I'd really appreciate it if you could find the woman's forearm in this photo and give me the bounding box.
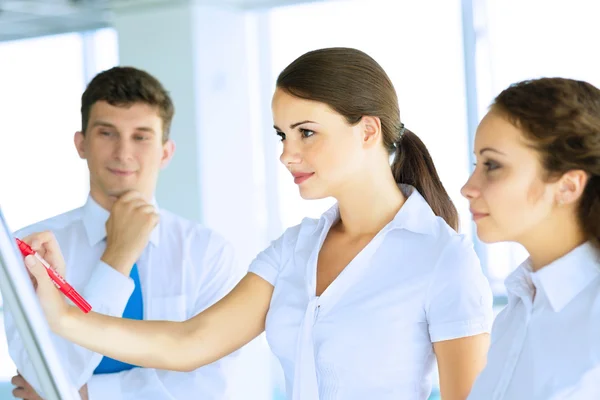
[58,306,200,372]
[54,273,275,372]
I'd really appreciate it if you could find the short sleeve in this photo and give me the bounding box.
[247,223,305,286]
[425,235,494,342]
[248,233,286,286]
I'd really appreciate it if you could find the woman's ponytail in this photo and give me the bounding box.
[391,128,459,231]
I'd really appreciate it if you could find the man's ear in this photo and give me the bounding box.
[74,131,86,159]
[160,139,176,169]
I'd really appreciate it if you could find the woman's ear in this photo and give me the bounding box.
[556,169,589,205]
[360,116,382,148]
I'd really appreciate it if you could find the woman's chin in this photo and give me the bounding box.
[475,228,505,244]
[298,186,326,201]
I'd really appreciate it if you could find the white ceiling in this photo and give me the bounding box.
[0,0,323,42]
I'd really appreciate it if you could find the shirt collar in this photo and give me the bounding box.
[506,242,600,312]
[389,185,437,235]
[504,260,535,307]
[311,185,437,236]
[82,195,161,247]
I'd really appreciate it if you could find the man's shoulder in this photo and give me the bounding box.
[14,207,83,238]
[158,210,237,277]
[158,209,229,247]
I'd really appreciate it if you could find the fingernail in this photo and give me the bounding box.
[24,255,36,268]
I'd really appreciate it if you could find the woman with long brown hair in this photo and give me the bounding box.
[463,77,600,399]
[21,48,493,400]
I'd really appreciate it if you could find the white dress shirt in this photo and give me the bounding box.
[468,242,600,400]
[4,196,246,400]
[249,185,494,400]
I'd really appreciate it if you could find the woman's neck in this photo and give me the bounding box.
[333,170,405,237]
[520,213,587,271]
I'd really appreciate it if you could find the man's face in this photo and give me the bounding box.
[75,101,174,209]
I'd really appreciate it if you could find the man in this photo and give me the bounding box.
[5,66,245,399]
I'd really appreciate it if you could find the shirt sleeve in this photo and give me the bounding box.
[247,227,294,286]
[83,261,135,316]
[4,259,134,396]
[425,235,494,342]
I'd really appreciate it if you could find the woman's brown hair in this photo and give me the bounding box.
[493,77,600,248]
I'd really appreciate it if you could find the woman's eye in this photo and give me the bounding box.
[276,131,286,141]
[484,160,501,171]
[300,129,315,138]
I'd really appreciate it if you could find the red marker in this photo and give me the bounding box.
[15,238,92,313]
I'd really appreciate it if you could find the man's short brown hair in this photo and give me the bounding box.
[81,66,175,142]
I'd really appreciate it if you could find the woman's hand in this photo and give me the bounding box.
[21,231,70,332]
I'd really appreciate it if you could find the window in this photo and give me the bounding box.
[0,33,88,233]
[0,29,118,398]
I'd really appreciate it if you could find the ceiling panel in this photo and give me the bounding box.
[0,0,324,42]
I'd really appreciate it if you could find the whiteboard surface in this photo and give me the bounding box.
[0,207,79,400]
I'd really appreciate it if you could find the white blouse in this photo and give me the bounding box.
[468,242,600,400]
[249,186,493,400]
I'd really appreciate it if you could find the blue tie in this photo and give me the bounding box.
[94,263,143,375]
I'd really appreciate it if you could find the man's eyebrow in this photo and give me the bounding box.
[90,121,156,134]
[91,121,116,129]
